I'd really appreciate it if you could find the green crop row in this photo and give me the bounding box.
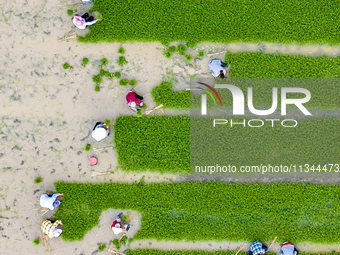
[54,182,340,243]
[127,250,340,255]
[114,116,340,173]
[114,116,190,173]
[152,52,340,109]
[79,0,340,45]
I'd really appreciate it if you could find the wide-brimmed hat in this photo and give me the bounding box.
[73,16,84,27]
[91,127,108,141]
[128,101,137,108]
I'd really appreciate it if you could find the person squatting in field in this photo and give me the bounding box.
[41,219,63,238]
[208,59,231,79]
[73,13,99,29]
[249,240,269,255]
[39,193,63,211]
[280,242,298,255]
[111,213,131,234]
[126,90,144,111]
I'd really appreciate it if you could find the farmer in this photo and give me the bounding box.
[280,242,298,255]
[208,59,231,79]
[82,0,93,4]
[126,91,144,111]
[39,193,63,211]
[91,122,110,142]
[41,219,63,239]
[111,213,130,235]
[249,240,269,255]
[73,13,99,29]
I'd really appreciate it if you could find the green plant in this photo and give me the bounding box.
[164,51,172,58]
[118,56,128,66]
[118,47,125,54]
[77,1,340,45]
[176,45,186,56]
[54,181,340,242]
[120,235,128,246]
[100,69,112,79]
[63,63,72,69]
[94,85,100,92]
[197,50,205,58]
[129,79,137,86]
[97,243,106,252]
[112,239,120,250]
[141,103,147,109]
[151,82,190,109]
[101,58,108,66]
[168,46,176,53]
[136,109,142,117]
[84,144,91,151]
[119,79,128,86]
[114,72,121,78]
[67,9,75,16]
[33,238,40,245]
[92,75,102,84]
[185,54,193,61]
[105,119,112,125]
[97,12,103,20]
[34,177,43,184]
[82,57,89,67]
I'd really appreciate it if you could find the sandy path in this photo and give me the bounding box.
[1,0,340,254]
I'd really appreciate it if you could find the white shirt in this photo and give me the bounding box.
[280,244,297,255]
[111,227,123,235]
[209,59,226,78]
[73,18,97,30]
[40,193,58,210]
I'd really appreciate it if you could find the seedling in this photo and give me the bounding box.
[34,177,43,184]
[105,119,112,125]
[33,238,40,245]
[198,50,205,58]
[67,9,75,16]
[185,54,193,61]
[136,109,142,117]
[141,103,147,109]
[120,235,128,246]
[119,79,128,86]
[168,46,176,53]
[101,58,108,66]
[84,144,91,151]
[129,79,137,86]
[92,75,102,84]
[118,47,125,54]
[118,56,128,66]
[177,44,186,56]
[114,72,121,78]
[100,69,112,79]
[96,12,103,20]
[82,57,89,67]
[63,63,73,69]
[95,85,100,92]
[98,243,106,252]
[112,239,120,250]
[164,51,172,58]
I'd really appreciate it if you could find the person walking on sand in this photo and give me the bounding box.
[280,242,298,255]
[91,122,110,142]
[39,193,63,211]
[126,90,144,111]
[208,59,231,79]
[73,13,99,29]
[248,240,269,255]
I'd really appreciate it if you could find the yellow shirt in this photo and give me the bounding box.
[41,220,63,238]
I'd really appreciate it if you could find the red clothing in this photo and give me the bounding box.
[126,92,142,104]
[281,242,293,248]
[111,220,121,228]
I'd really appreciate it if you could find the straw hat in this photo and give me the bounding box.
[128,101,137,108]
[91,127,108,141]
[73,16,84,27]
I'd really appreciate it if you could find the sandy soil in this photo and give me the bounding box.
[1,0,340,254]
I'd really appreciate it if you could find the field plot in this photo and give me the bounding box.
[127,251,340,255]
[152,52,340,109]
[55,182,340,243]
[80,0,339,44]
[114,116,340,173]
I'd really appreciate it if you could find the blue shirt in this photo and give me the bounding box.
[249,241,268,255]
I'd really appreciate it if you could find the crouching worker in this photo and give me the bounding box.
[126,91,144,111]
[208,59,231,79]
[41,219,63,250]
[91,122,110,142]
[39,193,63,211]
[111,213,131,234]
[73,13,99,29]
[280,242,298,255]
[249,240,269,255]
